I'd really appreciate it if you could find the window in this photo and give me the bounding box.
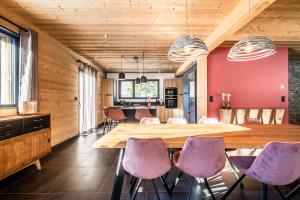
[119,79,159,99]
[0,27,19,107]
[119,80,134,98]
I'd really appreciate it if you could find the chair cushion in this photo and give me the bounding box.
[229,156,256,173]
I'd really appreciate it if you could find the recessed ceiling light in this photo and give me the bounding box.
[104,34,108,38]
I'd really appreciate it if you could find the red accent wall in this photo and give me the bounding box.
[207,47,288,123]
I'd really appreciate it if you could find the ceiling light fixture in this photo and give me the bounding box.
[135,57,140,84]
[118,56,125,80]
[141,52,147,84]
[167,0,208,62]
[227,0,276,61]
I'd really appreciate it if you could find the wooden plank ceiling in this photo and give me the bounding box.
[2,0,300,72]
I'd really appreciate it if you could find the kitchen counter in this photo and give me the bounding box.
[120,106,157,110]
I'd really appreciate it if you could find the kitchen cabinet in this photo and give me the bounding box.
[103,79,114,107]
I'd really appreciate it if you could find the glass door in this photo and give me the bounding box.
[78,69,84,134]
[183,66,197,123]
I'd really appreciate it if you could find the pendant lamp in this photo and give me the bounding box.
[167,0,208,62]
[135,57,140,84]
[227,0,276,61]
[118,56,125,80]
[141,52,147,84]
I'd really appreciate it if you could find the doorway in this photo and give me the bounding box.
[78,69,84,134]
[78,67,97,135]
[183,65,197,123]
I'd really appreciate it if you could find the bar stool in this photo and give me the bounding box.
[135,109,152,121]
[107,108,127,130]
[171,136,226,200]
[140,117,160,125]
[222,142,300,200]
[102,108,110,135]
[167,118,188,124]
[123,138,171,200]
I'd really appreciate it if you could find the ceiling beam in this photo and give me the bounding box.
[175,0,277,76]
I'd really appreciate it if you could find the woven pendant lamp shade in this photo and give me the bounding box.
[227,36,276,62]
[167,35,208,62]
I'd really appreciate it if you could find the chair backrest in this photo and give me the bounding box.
[123,138,171,179]
[198,117,220,124]
[135,109,152,121]
[246,142,300,186]
[108,108,127,121]
[244,118,262,124]
[167,118,188,125]
[140,117,160,125]
[176,136,225,178]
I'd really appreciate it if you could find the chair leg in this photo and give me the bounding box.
[130,177,138,194]
[285,183,300,200]
[225,152,244,189]
[130,176,136,184]
[170,172,184,191]
[204,178,215,200]
[160,176,172,196]
[249,148,257,155]
[225,152,240,180]
[131,178,142,200]
[222,174,246,200]
[152,179,161,200]
[261,183,267,200]
[102,118,107,135]
[275,186,285,200]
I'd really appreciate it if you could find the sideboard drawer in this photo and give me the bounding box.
[0,119,23,132]
[24,122,50,133]
[0,128,23,141]
[24,115,50,127]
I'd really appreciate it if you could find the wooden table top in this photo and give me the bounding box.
[93,124,300,149]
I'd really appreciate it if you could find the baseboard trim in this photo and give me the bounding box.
[51,134,79,151]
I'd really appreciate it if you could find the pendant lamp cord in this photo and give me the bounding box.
[121,56,123,72]
[136,58,138,77]
[143,52,145,76]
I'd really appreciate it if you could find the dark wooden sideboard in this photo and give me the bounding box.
[0,114,51,180]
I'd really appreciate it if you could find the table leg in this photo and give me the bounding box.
[111,148,125,200]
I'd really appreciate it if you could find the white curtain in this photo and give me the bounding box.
[18,30,39,113]
[80,65,97,134]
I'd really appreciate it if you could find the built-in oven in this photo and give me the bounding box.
[165,88,178,108]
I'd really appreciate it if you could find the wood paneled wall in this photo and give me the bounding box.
[0,5,104,146]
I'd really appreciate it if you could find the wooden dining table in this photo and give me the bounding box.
[93,123,300,200]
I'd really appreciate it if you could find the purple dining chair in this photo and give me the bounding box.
[222,141,300,200]
[140,117,160,125]
[167,117,188,125]
[171,136,226,200]
[123,138,171,200]
[198,117,241,184]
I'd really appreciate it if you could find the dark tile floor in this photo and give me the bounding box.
[0,130,299,200]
